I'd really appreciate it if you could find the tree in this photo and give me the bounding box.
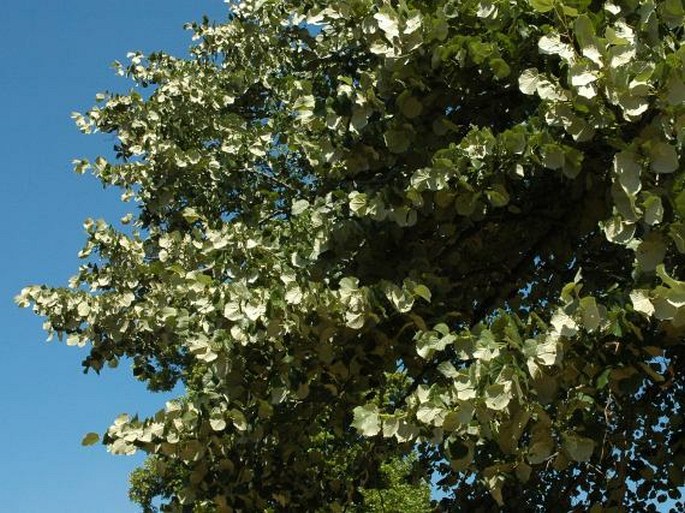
[17,0,685,511]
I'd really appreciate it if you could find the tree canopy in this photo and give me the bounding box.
[17,0,685,511]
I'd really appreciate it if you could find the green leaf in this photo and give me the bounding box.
[229,409,248,431]
[352,404,381,436]
[630,289,655,317]
[349,191,368,215]
[81,432,100,446]
[614,151,642,196]
[574,15,602,65]
[291,199,310,216]
[595,368,612,389]
[515,462,532,483]
[374,7,400,39]
[542,144,565,170]
[580,296,601,331]
[243,300,266,322]
[486,184,509,207]
[562,434,595,462]
[518,68,540,95]
[384,126,412,154]
[414,284,432,302]
[528,435,554,464]
[636,235,666,272]
[210,417,227,432]
[285,284,304,305]
[381,281,414,312]
[397,91,423,119]
[455,191,479,216]
[650,142,679,174]
[484,384,511,411]
[643,194,663,225]
[528,0,555,13]
[182,207,200,223]
[489,58,511,79]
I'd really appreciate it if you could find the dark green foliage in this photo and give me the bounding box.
[19,0,685,511]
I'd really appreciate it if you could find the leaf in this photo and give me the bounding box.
[635,235,666,272]
[416,405,444,425]
[291,199,310,216]
[348,191,368,215]
[643,194,663,225]
[243,300,266,322]
[397,92,423,119]
[670,223,685,253]
[542,144,565,170]
[533,335,559,366]
[484,470,505,506]
[182,207,200,223]
[515,462,532,483]
[575,15,603,65]
[229,409,248,431]
[382,416,399,438]
[660,0,685,27]
[437,361,459,378]
[675,190,685,219]
[550,309,578,337]
[614,151,642,196]
[382,281,414,313]
[537,79,566,101]
[650,142,679,174]
[455,191,479,216]
[596,368,612,389]
[384,126,412,154]
[404,12,423,34]
[210,417,227,432]
[223,302,242,321]
[666,76,685,106]
[374,8,400,39]
[414,284,432,302]
[345,311,366,329]
[570,64,598,87]
[518,68,540,95]
[81,432,100,446]
[489,58,510,79]
[528,434,554,464]
[484,384,511,411]
[562,434,595,462]
[528,0,555,13]
[502,127,526,154]
[285,285,304,305]
[538,33,574,60]
[77,301,91,317]
[416,330,454,359]
[477,0,498,18]
[453,373,477,400]
[486,184,509,207]
[580,296,601,331]
[293,95,315,121]
[352,404,381,436]
[630,289,655,317]
[602,216,636,244]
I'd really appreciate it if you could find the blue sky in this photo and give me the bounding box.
[0,2,227,512]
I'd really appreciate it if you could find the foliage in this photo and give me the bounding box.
[358,455,433,513]
[130,453,432,513]
[18,0,685,511]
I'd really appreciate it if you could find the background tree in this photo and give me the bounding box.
[18,0,684,511]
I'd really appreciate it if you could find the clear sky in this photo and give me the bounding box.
[0,2,227,512]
